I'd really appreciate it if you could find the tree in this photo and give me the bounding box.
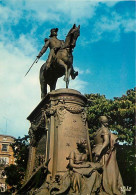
[85,88,135,145]
[4,135,29,191]
[110,88,135,144]
[116,145,135,194]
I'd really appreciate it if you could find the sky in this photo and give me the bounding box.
[0,0,135,138]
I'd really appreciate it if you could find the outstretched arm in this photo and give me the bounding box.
[37,39,49,58]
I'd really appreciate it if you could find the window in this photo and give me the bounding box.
[0,157,9,165]
[1,144,8,152]
[0,183,7,192]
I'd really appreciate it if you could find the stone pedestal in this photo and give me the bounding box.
[45,89,91,178]
[18,89,125,195]
[20,89,91,194]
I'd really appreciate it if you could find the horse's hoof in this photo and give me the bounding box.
[71,71,78,79]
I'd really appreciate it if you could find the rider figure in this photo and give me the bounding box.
[37,28,78,79]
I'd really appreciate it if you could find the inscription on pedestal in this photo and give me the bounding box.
[64,126,86,139]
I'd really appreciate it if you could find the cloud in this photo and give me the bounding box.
[122,18,136,32]
[0,41,40,137]
[69,78,88,93]
[0,0,119,27]
[97,12,136,33]
[101,1,119,7]
[23,0,99,24]
[85,69,91,74]
[15,34,38,56]
[0,4,21,25]
[81,10,136,44]
[74,67,91,75]
[1,0,134,46]
[56,77,88,93]
[1,0,96,25]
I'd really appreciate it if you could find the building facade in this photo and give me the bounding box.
[0,134,15,192]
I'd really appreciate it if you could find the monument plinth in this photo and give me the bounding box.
[20,89,91,194]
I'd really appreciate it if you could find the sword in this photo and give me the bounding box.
[24,58,39,77]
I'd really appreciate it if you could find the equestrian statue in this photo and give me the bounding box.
[25,24,80,99]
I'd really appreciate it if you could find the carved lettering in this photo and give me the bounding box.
[64,126,86,139]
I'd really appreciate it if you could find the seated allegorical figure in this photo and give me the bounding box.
[67,139,102,194]
[92,116,125,195]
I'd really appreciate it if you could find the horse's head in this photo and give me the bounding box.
[66,24,80,50]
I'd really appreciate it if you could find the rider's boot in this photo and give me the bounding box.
[45,50,54,70]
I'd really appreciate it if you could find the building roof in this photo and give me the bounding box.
[0,134,16,140]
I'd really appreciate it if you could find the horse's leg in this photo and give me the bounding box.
[50,80,57,92]
[57,59,68,85]
[39,65,47,99]
[66,67,72,88]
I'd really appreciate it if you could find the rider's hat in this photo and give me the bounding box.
[49,28,58,37]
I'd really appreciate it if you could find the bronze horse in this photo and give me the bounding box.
[39,24,80,99]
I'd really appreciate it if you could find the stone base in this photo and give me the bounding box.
[19,89,91,194]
